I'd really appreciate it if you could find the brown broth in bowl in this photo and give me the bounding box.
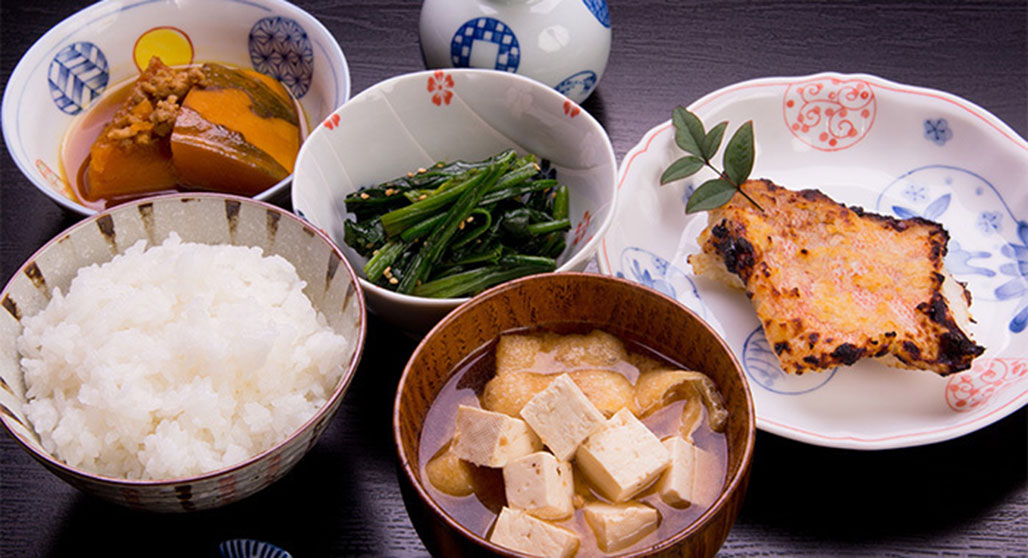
[418,328,728,557]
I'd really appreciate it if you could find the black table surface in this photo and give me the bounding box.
[2,1,1025,556]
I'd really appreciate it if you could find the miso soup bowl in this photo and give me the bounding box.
[393,273,756,557]
[2,0,350,215]
[0,193,366,511]
[292,69,618,333]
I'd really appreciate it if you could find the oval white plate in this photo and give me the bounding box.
[599,72,1028,449]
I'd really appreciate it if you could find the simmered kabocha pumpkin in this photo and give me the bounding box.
[171,65,301,196]
[85,58,203,200]
[83,57,301,201]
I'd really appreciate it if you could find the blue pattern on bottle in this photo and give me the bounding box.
[450,17,520,72]
[582,0,611,28]
[555,70,598,100]
[48,42,109,115]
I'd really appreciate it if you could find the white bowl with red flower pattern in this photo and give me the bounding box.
[292,69,617,332]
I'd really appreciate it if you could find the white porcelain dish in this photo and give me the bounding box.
[2,0,350,215]
[599,72,1028,449]
[292,68,617,333]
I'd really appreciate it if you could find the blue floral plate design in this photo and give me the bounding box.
[599,72,1028,449]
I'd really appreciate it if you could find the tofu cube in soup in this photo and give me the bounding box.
[503,452,574,520]
[575,408,670,502]
[658,436,723,508]
[453,405,541,467]
[520,374,606,461]
[583,502,661,552]
[490,506,580,558]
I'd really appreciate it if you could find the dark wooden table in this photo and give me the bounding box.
[2,1,1025,556]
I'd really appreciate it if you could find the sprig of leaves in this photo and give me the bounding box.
[660,106,763,213]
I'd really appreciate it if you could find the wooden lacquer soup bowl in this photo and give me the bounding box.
[394,272,755,557]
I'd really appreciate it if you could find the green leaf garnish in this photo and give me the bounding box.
[661,108,763,214]
[701,121,728,161]
[686,179,737,213]
[660,155,705,184]
[723,121,753,187]
[672,106,705,157]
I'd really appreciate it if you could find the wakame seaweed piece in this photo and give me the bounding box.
[395,156,511,294]
[344,219,387,257]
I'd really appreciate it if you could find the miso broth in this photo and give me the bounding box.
[419,327,729,557]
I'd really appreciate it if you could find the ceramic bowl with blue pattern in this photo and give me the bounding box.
[419,0,611,104]
[2,0,351,216]
[0,193,366,511]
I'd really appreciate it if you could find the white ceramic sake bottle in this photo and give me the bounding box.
[419,0,612,104]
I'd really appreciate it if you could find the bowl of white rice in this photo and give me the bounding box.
[0,193,366,511]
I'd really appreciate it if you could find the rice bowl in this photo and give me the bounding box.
[0,193,366,511]
[19,233,351,480]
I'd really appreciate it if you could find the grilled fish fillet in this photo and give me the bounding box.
[689,179,984,376]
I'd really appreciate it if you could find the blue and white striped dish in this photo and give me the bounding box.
[218,539,292,558]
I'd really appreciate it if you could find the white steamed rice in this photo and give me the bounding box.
[17,233,349,480]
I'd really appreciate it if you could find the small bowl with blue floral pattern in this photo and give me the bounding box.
[2,0,350,215]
